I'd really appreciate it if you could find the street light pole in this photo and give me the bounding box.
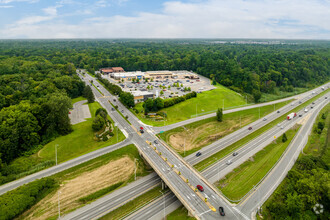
[55,144,58,166]
[159,190,165,220]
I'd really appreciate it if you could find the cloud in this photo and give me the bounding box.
[0,0,38,3]
[0,5,13,7]
[1,0,329,39]
[43,5,61,16]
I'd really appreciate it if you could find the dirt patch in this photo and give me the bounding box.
[169,118,252,152]
[22,156,135,220]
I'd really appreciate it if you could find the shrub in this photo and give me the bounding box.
[102,136,108,141]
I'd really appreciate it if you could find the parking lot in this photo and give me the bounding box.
[103,71,215,99]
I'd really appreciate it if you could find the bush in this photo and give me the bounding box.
[0,178,56,220]
[92,115,105,131]
[102,136,108,141]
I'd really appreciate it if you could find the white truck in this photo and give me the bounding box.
[287,112,297,120]
[322,86,325,90]
[304,108,308,113]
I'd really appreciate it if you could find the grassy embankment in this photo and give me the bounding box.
[167,205,196,220]
[260,103,330,219]
[216,125,300,201]
[259,87,308,102]
[17,144,152,220]
[39,101,125,163]
[159,100,291,157]
[71,96,87,104]
[133,83,246,126]
[194,88,329,171]
[100,187,166,220]
[2,99,126,184]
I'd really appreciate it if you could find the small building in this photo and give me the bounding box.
[131,91,155,103]
[100,67,125,75]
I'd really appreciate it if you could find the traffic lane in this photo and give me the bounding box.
[0,137,131,196]
[237,99,328,216]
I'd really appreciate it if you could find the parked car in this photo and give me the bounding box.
[219,206,225,216]
[226,160,232,165]
[248,127,252,130]
[68,111,71,114]
[196,185,204,192]
[233,152,238,156]
[196,152,202,157]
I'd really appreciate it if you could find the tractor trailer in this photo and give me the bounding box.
[287,112,297,120]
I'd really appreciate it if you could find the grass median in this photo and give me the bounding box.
[195,89,329,171]
[216,125,300,201]
[100,187,165,220]
[158,99,292,157]
[167,205,196,220]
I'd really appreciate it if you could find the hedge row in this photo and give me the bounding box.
[0,177,57,220]
[163,91,197,108]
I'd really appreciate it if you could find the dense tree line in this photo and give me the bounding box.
[163,91,197,108]
[0,39,328,103]
[0,177,56,220]
[0,57,84,172]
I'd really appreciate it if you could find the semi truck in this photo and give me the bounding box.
[287,112,297,120]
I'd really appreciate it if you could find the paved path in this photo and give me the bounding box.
[69,100,91,125]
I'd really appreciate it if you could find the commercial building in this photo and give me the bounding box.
[131,91,154,103]
[100,67,125,75]
[145,71,175,79]
[112,71,145,81]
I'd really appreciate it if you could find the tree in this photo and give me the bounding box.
[83,85,95,103]
[317,121,325,131]
[154,97,164,110]
[282,133,287,142]
[95,108,107,119]
[160,90,164,96]
[252,89,262,103]
[216,108,223,122]
[92,115,105,131]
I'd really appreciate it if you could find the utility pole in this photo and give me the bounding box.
[58,190,61,219]
[159,190,165,220]
[55,144,58,166]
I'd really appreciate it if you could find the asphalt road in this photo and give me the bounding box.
[152,83,329,133]
[62,72,329,220]
[78,72,242,220]
[125,93,329,220]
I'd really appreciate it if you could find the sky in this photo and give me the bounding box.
[0,0,329,39]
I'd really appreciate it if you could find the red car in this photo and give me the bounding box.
[197,185,204,192]
[140,127,144,130]
[248,127,252,130]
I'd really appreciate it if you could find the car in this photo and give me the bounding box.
[233,152,238,156]
[113,99,116,102]
[277,110,280,113]
[263,118,267,121]
[97,85,99,87]
[219,206,225,216]
[226,160,232,165]
[196,185,204,192]
[68,111,71,114]
[140,129,144,133]
[325,97,328,99]
[154,140,158,144]
[248,127,252,130]
[311,106,314,109]
[280,126,284,129]
[277,123,281,127]
[121,110,124,113]
[312,102,315,104]
[291,103,294,106]
[196,152,202,157]
[299,101,302,104]
[299,114,302,117]
[111,108,115,111]
[140,127,144,130]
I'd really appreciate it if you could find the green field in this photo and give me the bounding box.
[101,187,165,220]
[71,96,87,104]
[133,83,246,126]
[167,206,196,220]
[194,88,330,171]
[158,100,291,157]
[38,101,125,163]
[216,126,300,201]
[19,144,152,219]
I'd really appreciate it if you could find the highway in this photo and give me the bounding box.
[126,93,329,220]
[79,72,242,219]
[63,73,328,219]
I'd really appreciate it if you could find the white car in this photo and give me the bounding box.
[226,160,232,165]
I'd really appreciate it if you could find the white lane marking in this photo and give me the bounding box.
[233,207,250,220]
[187,195,191,200]
[199,209,212,217]
[211,195,216,199]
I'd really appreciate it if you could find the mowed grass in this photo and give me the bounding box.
[71,96,86,104]
[158,100,291,157]
[38,101,125,163]
[194,88,330,171]
[216,125,300,201]
[303,103,330,159]
[167,206,196,220]
[100,187,165,220]
[134,83,246,126]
